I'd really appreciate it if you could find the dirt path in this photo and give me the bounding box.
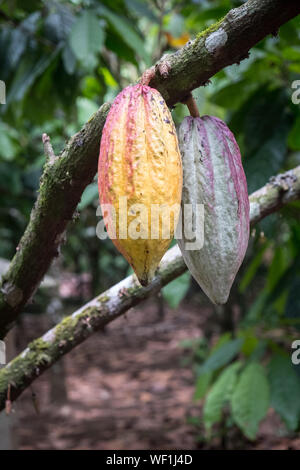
[11,300,300,450]
[15,301,206,450]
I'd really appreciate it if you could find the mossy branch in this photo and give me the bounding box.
[0,165,299,411]
[0,103,110,338]
[0,0,299,338]
[148,0,300,106]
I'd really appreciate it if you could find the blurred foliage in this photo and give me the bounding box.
[183,332,300,443]
[0,0,300,444]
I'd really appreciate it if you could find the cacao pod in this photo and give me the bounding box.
[177,115,249,304]
[98,84,182,286]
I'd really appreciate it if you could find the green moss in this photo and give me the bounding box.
[126,285,140,296]
[98,294,110,303]
[0,337,53,404]
[87,112,97,123]
[54,314,78,342]
[193,16,226,49]
[0,367,9,390]
[53,305,104,343]
[28,338,49,351]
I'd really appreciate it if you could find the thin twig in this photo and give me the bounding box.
[42,133,56,165]
[140,67,156,86]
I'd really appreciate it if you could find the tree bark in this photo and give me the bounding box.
[0,165,299,411]
[0,0,298,338]
[149,0,300,106]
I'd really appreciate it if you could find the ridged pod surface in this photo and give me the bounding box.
[98,84,182,286]
[177,116,249,304]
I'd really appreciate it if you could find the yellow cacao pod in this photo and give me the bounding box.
[98,84,182,286]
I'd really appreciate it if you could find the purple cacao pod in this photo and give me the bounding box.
[177,115,250,304]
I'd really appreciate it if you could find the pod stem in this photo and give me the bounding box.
[182,94,200,118]
[140,67,155,86]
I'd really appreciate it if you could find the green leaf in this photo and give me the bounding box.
[44,4,75,44]
[77,97,98,127]
[192,6,229,23]
[266,245,289,291]
[82,76,103,100]
[100,67,118,88]
[0,162,22,195]
[288,63,300,74]
[210,79,257,110]
[124,0,158,22]
[230,87,291,194]
[238,329,259,357]
[239,242,268,293]
[166,13,185,37]
[244,289,269,325]
[0,11,42,79]
[210,332,232,353]
[194,371,213,401]
[244,129,290,194]
[268,354,300,431]
[3,13,41,76]
[69,11,105,62]
[248,340,267,362]
[6,48,58,104]
[285,278,300,330]
[105,29,138,65]
[279,19,300,44]
[203,362,242,431]
[281,46,300,62]
[288,115,300,151]
[98,5,150,65]
[244,88,289,155]
[62,43,77,75]
[162,271,190,308]
[78,183,98,210]
[231,362,269,440]
[3,29,26,77]
[200,338,244,375]
[0,123,20,160]
[266,263,299,308]
[241,88,292,194]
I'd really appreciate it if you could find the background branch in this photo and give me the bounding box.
[0,165,299,411]
[0,0,299,338]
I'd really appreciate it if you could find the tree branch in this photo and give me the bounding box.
[42,133,56,165]
[0,103,110,338]
[0,166,299,411]
[0,0,299,338]
[250,168,300,225]
[149,0,300,106]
